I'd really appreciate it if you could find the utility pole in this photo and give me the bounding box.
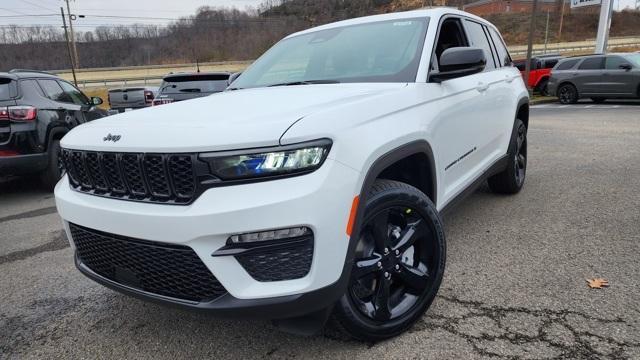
[64,0,80,68]
[558,0,566,40]
[60,7,77,86]
[524,0,539,94]
[594,0,614,53]
[544,10,550,54]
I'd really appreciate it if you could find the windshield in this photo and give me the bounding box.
[231,18,429,89]
[160,75,229,94]
[624,53,640,67]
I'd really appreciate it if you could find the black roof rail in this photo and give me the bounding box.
[563,53,604,59]
[8,69,55,75]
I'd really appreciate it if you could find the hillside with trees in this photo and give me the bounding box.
[0,0,638,71]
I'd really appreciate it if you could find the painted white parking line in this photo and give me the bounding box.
[533,104,627,110]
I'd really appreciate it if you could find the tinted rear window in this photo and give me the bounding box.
[160,75,229,94]
[543,59,560,68]
[578,57,604,70]
[0,78,17,100]
[556,59,579,70]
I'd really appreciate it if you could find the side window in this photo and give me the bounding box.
[433,18,468,67]
[578,57,604,70]
[19,80,45,99]
[543,58,560,69]
[38,79,73,103]
[58,81,90,105]
[605,56,627,70]
[487,27,512,67]
[463,20,496,70]
[556,59,579,70]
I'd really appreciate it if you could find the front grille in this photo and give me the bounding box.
[235,237,314,282]
[70,223,227,303]
[62,149,197,204]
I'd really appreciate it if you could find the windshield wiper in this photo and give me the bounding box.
[268,80,340,87]
[179,88,202,93]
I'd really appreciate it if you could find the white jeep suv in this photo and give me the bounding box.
[55,9,528,341]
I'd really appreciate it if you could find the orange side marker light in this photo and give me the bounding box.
[346,195,360,236]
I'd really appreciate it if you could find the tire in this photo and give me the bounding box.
[329,179,446,342]
[488,119,527,194]
[536,78,549,96]
[591,97,606,103]
[40,139,63,191]
[557,83,578,104]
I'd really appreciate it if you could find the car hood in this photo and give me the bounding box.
[61,83,406,152]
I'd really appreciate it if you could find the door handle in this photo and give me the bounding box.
[476,82,489,92]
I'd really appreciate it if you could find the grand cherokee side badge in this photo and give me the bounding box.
[103,134,121,142]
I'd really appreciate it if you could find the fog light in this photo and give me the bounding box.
[229,226,310,244]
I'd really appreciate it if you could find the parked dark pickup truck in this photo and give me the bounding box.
[0,70,106,189]
[107,87,158,113]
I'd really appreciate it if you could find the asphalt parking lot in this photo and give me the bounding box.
[1,102,639,359]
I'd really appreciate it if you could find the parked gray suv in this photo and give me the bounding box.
[548,53,640,104]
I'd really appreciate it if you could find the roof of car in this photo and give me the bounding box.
[0,69,60,79]
[287,8,492,39]
[163,71,231,80]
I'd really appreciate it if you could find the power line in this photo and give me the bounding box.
[20,0,58,12]
[0,7,32,15]
[0,14,59,18]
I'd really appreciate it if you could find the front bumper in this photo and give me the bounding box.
[546,78,559,97]
[55,158,360,316]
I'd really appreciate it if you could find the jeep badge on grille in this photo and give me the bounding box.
[103,134,121,142]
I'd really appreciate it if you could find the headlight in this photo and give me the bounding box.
[200,139,332,181]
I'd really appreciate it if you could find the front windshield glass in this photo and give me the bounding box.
[231,18,429,89]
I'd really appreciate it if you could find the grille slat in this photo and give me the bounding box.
[62,149,197,204]
[86,152,109,191]
[70,223,227,302]
[143,155,171,198]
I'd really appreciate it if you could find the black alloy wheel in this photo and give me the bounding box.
[329,180,445,342]
[514,123,527,188]
[488,118,527,194]
[349,206,433,322]
[558,84,578,104]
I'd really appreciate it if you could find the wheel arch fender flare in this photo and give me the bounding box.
[333,140,438,297]
[46,127,68,152]
[516,96,529,130]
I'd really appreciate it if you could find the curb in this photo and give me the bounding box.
[530,98,558,106]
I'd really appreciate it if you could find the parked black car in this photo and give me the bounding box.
[152,72,230,106]
[548,53,640,104]
[0,70,107,189]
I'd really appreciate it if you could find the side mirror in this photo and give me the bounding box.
[429,47,486,83]
[227,72,242,86]
[91,97,103,106]
[619,63,633,71]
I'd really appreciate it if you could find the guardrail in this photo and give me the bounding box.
[50,60,251,75]
[77,76,164,88]
[509,40,640,56]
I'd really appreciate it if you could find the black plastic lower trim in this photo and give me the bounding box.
[75,254,343,319]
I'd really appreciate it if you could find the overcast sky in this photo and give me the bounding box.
[0,0,264,28]
[0,0,636,30]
